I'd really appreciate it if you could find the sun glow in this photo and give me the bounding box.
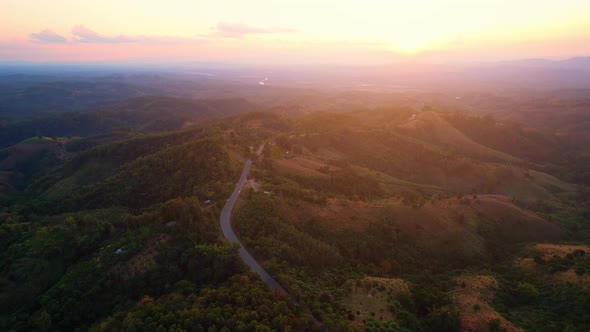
[1,0,590,63]
[390,36,430,54]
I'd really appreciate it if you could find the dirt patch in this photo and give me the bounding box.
[517,243,590,288]
[450,275,523,332]
[554,269,590,289]
[532,243,590,260]
[247,179,260,192]
[517,257,536,269]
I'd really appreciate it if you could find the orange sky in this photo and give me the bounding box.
[1,0,589,64]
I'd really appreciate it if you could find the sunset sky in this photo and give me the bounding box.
[1,0,589,64]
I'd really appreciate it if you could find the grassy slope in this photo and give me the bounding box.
[236,109,583,330]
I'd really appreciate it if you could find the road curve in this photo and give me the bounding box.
[220,153,287,296]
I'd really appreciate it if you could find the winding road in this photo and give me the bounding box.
[220,146,287,296]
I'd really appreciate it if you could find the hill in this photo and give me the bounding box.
[0,137,66,203]
[0,104,587,331]
[0,79,158,116]
[27,128,230,205]
[0,96,256,149]
[398,111,520,163]
[261,110,575,203]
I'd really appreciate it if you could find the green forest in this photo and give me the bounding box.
[1,96,589,331]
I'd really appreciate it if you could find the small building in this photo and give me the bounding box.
[115,248,124,255]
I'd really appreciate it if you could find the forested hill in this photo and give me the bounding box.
[0,105,589,331]
[0,116,274,330]
[0,96,256,149]
[0,76,174,117]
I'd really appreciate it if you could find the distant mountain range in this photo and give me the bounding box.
[497,56,590,70]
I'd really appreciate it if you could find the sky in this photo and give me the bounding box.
[1,0,589,65]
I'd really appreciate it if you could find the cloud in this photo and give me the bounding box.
[72,25,136,43]
[70,25,202,44]
[30,29,67,43]
[210,22,296,38]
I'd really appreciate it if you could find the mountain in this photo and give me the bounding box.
[504,57,590,71]
[0,80,157,116]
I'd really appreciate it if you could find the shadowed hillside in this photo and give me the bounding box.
[0,96,256,149]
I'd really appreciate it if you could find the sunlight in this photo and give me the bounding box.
[390,36,429,53]
[2,0,590,63]
[383,29,437,55]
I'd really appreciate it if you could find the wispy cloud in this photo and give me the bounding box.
[210,22,296,38]
[71,25,199,44]
[30,29,67,44]
[28,24,291,46]
[72,25,136,43]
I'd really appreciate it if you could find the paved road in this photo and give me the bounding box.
[220,149,287,296]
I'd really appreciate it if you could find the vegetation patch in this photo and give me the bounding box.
[343,277,410,325]
[108,234,170,281]
[531,243,589,260]
[450,275,523,332]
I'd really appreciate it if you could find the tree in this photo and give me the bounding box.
[425,306,460,332]
[515,282,540,303]
[29,310,52,331]
[533,255,546,265]
[488,318,501,332]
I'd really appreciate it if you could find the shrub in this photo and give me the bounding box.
[515,282,540,303]
[533,255,545,265]
[573,249,586,257]
[488,318,501,332]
